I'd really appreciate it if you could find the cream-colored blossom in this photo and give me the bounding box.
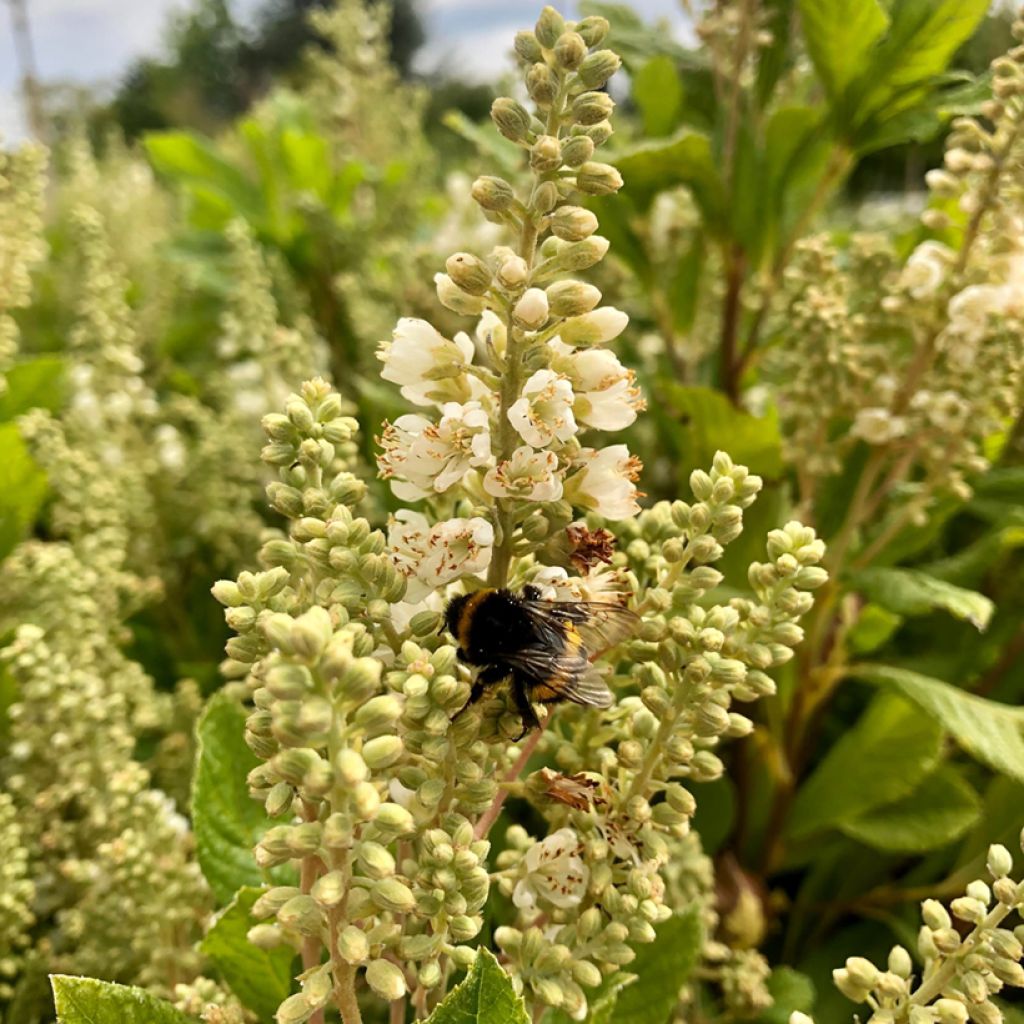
[564,445,642,520]
[379,318,479,407]
[530,565,630,604]
[484,446,563,502]
[508,370,577,448]
[850,407,907,445]
[512,828,589,911]
[387,510,494,601]
[549,339,644,431]
[378,401,492,500]
[900,240,953,299]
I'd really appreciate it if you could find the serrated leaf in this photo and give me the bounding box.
[632,56,684,137]
[51,976,192,1024]
[0,422,48,562]
[200,887,294,1020]
[425,948,528,1024]
[0,357,67,421]
[797,0,889,101]
[839,765,981,852]
[855,664,1024,784]
[611,908,702,1024]
[786,693,943,840]
[193,691,291,903]
[851,567,993,631]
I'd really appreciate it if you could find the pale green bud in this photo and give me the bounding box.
[572,92,615,126]
[559,306,628,346]
[312,871,346,907]
[993,876,1021,905]
[544,278,598,313]
[278,895,322,935]
[491,98,532,143]
[497,254,528,288]
[446,252,492,295]
[374,802,415,836]
[411,610,442,637]
[323,813,353,849]
[989,843,1014,879]
[450,946,478,968]
[266,781,294,818]
[252,886,301,918]
[337,925,369,964]
[419,961,443,988]
[355,694,402,732]
[372,877,416,914]
[363,734,404,770]
[535,6,565,48]
[335,748,369,785]
[577,120,613,145]
[450,915,482,941]
[549,206,598,242]
[578,49,621,89]
[554,30,586,70]
[247,923,283,949]
[560,134,595,168]
[576,15,609,46]
[832,968,871,1003]
[366,959,407,1001]
[515,30,543,63]
[922,899,951,930]
[276,993,314,1024]
[353,781,381,819]
[436,272,486,315]
[934,1000,969,1024]
[531,134,563,172]
[845,957,880,989]
[211,579,244,607]
[558,235,610,271]
[358,840,397,879]
[527,62,559,106]
[471,176,516,212]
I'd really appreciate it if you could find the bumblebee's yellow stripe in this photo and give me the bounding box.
[564,623,583,655]
[457,589,492,650]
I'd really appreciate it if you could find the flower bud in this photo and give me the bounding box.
[559,306,628,346]
[372,877,416,914]
[531,179,560,213]
[491,97,532,143]
[888,945,912,978]
[278,895,323,935]
[989,843,1014,879]
[336,925,369,964]
[527,63,559,107]
[277,994,315,1024]
[554,30,586,70]
[312,871,347,907]
[363,734,404,770]
[935,1005,969,1024]
[374,802,415,836]
[572,92,615,126]
[535,5,565,48]
[471,176,516,212]
[549,205,598,241]
[446,252,492,296]
[355,694,403,733]
[578,49,621,89]
[513,288,550,329]
[497,255,529,288]
[436,272,486,315]
[557,235,610,271]
[366,959,407,1001]
[546,281,601,319]
[531,135,563,173]
[560,134,595,168]
[357,840,397,879]
[515,30,542,63]
[576,15,609,46]
[576,161,623,196]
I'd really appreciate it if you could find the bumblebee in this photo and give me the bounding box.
[445,585,638,737]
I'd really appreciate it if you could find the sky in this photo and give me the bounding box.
[0,0,690,139]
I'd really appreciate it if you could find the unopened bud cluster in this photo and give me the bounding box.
[812,839,1024,1024]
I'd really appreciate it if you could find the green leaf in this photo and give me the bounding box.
[786,693,943,840]
[577,2,690,70]
[0,422,48,562]
[661,385,783,478]
[797,0,889,101]
[858,0,989,121]
[632,56,683,137]
[839,765,981,852]
[193,691,290,903]
[0,357,67,421]
[754,967,815,1024]
[611,908,703,1024]
[616,130,725,225]
[200,887,294,1020]
[51,976,192,1024]
[847,603,902,655]
[424,948,528,1024]
[855,664,1024,785]
[851,567,994,632]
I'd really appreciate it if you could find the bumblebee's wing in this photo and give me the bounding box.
[522,597,639,660]
[502,644,614,709]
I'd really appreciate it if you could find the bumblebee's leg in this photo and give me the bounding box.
[510,676,541,740]
[451,664,507,720]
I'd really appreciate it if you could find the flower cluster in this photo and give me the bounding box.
[772,20,1024,527]
[0,141,47,391]
[214,7,827,1022]
[797,840,1024,1024]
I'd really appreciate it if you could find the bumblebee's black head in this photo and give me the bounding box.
[444,594,469,639]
